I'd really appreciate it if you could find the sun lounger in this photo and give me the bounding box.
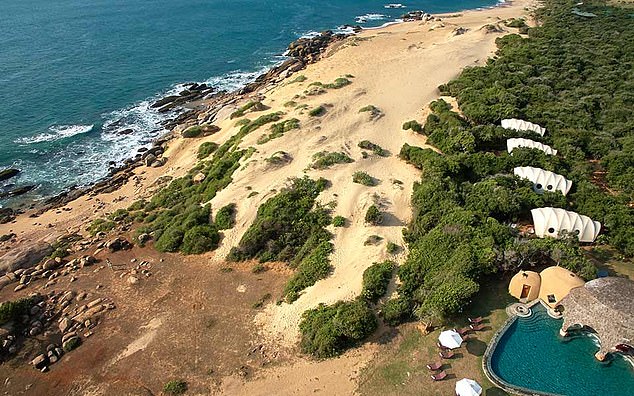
[455,327,471,336]
[439,350,455,359]
[426,361,442,371]
[470,323,485,331]
[468,316,483,324]
[431,370,448,381]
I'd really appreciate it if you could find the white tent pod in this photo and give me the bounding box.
[530,207,601,243]
[501,118,546,136]
[513,166,573,196]
[507,138,557,156]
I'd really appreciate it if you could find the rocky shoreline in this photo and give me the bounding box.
[0,30,347,225]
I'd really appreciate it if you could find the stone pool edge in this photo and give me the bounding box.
[482,301,563,396]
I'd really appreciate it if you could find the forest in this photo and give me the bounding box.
[384,0,634,326]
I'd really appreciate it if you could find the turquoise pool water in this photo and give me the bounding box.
[489,304,634,396]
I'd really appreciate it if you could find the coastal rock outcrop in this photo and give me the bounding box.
[0,168,20,182]
[0,241,53,278]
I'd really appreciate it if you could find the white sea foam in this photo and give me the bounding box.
[384,4,407,9]
[355,13,388,24]
[15,124,94,144]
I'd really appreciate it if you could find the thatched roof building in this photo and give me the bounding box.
[559,277,634,358]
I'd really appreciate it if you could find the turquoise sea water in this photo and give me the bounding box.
[490,304,634,396]
[0,0,501,206]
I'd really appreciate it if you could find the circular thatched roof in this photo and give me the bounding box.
[560,277,634,354]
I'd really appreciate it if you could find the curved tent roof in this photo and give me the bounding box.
[530,207,601,243]
[538,266,585,307]
[513,166,573,196]
[507,138,557,156]
[501,118,546,136]
[509,270,541,301]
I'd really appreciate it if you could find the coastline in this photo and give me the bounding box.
[0,0,513,215]
[0,0,538,394]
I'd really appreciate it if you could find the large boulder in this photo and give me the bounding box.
[0,241,53,278]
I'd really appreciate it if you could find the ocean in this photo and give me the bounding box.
[0,0,500,207]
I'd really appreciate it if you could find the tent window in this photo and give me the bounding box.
[547,294,556,303]
[548,227,555,234]
[547,185,553,190]
[535,183,543,189]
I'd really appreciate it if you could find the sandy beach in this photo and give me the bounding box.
[0,1,538,394]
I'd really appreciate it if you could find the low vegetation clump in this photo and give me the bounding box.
[402,120,423,133]
[386,242,401,254]
[182,125,203,138]
[308,105,326,117]
[227,177,333,301]
[215,203,236,230]
[364,235,383,246]
[126,113,283,254]
[289,75,307,84]
[311,151,354,169]
[197,142,219,160]
[358,140,389,157]
[299,299,377,358]
[265,151,293,167]
[361,261,395,303]
[163,380,188,395]
[87,218,116,235]
[365,205,383,225]
[359,105,383,119]
[0,297,33,325]
[352,171,377,187]
[284,100,297,108]
[332,215,346,227]
[181,224,220,254]
[310,77,352,90]
[230,101,268,119]
[257,118,299,144]
[62,336,81,352]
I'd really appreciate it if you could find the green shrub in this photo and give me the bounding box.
[309,106,326,117]
[364,235,383,246]
[362,261,395,303]
[181,225,220,254]
[289,75,307,83]
[299,299,376,358]
[63,337,81,352]
[284,241,333,302]
[358,140,388,157]
[381,295,413,326]
[252,263,265,274]
[198,142,219,160]
[155,227,185,253]
[365,205,382,225]
[87,219,116,235]
[352,171,377,187]
[332,216,346,227]
[284,100,298,107]
[0,297,33,325]
[227,177,334,299]
[230,101,267,119]
[258,118,300,144]
[386,242,400,254]
[129,200,147,211]
[505,18,527,28]
[402,120,423,133]
[215,203,236,230]
[163,380,188,395]
[182,126,203,138]
[311,151,354,169]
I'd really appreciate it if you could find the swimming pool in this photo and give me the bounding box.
[485,304,634,396]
